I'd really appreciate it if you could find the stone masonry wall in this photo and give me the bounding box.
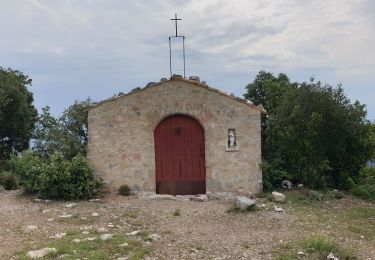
[87,79,262,195]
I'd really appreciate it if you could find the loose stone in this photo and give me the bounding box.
[148,234,161,241]
[273,206,283,212]
[119,242,129,247]
[59,213,73,218]
[272,191,285,203]
[281,180,293,189]
[234,196,256,210]
[26,248,57,258]
[126,230,140,236]
[65,203,77,208]
[97,227,108,233]
[49,233,67,239]
[24,225,38,233]
[100,233,113,241]
[190,194,209,202]
[327,252,339,260]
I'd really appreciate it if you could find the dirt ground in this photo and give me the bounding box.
[0,190,374,259]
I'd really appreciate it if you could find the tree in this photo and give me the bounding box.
[244,71,296,160]
[268,81,373,188]
[32,106,61,158]
[244,71,296,114]
[244,72,374,189]
[32,98,96,159]
[0,67,37,160]
[59,98,95,159]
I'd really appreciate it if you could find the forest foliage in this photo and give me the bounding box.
[245,71,374,191]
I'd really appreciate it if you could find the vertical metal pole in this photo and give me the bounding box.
[183,36,186,78]
[169,37,172,77]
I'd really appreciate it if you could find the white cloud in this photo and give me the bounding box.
[0,0,374,119]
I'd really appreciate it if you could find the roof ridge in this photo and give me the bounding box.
[89,77,266,113]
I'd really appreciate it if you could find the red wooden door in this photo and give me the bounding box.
[154,114,205,195]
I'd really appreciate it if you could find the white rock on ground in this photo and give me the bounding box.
[119,242,129,247]
[80,226,93,231]
[26,248,57,258]
[100,234,113,241]
[234,196,256,210]
[273,206,283,212]
[126,230,140,236]
[23,225,38,233]
[272,191,286,203]
[327,253,339,260]
[59,213,73,218]
[144,194,178,200]
[91,212,99,217]
[89,198,101,202]
[49,233,67,239]
[281,180,293,189]
[65,203,77,208]
[97,227,108,233]
[72,239,81,243]
[190,194,209,202]
[148,234,161,241]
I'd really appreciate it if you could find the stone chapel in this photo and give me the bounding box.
[87,76,264,195]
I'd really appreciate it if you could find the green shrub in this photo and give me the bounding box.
[308,190,323,201]
[118,184,131,196]
[0,171,19,190]
[358,166,375,184]
[36,154,102,200]
[9,150,40,192]
[351,167,375,200]
[261,161,291,191]
[16,153,102,200]
[351,184,375,200]
[334,191,344,199]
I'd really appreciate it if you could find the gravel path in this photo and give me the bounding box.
[0,190,373,259]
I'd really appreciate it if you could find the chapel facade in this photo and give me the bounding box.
[87,77,264,195]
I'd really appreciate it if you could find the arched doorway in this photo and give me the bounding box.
[154,114,206,195]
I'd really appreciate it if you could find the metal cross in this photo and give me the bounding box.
[171,13,181,37]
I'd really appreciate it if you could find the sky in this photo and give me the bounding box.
[1,0,374,120]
